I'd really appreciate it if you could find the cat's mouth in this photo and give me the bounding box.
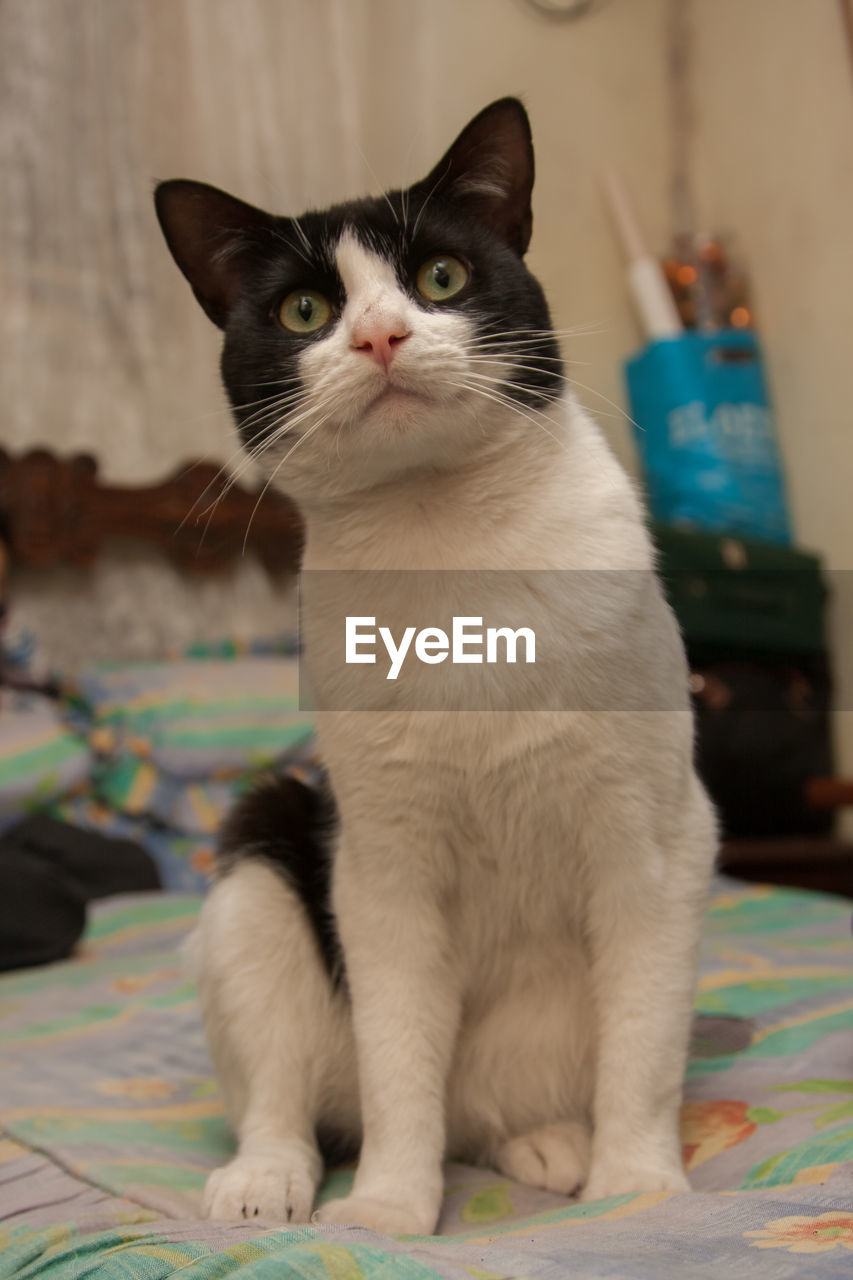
[349,359,464,423]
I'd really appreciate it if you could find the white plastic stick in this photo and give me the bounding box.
[602,168,683,341]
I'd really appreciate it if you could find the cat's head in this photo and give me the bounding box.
[155,98,563,501]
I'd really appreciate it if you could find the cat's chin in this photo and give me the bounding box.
[363,384,437,431]
[373,385,426,408]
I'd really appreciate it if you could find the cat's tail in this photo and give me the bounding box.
[216,768,341,980]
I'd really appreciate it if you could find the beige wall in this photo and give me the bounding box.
[687,0,853,781]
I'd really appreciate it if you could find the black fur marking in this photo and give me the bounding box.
[217,772,343,984]
[317,1123,361,1168]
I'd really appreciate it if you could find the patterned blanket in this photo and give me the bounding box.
[0,649,313,892]
[2,882,853,1278]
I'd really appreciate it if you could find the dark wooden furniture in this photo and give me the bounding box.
[723,782,853,899]
[720,835,853,899]
[720,761,853,899]
[0,448,303,576]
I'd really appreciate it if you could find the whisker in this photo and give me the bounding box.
[270,216,315,268]
[193,427,295,545]
[290,215,313,256]
[214,394,333,497]
[459,349,638,431]
[353,139,400,230]
[160,388,301,439]
[174,430,275,537]
[411,161,452,241]
[461,370,630,424]
[464,353,565,366]
[460,365,565,391]
[237,376,309,392]
[235,389,315,439]
[188,389,336,536]
[268,230,313,269]
[241,413,333,554]
[458,376,563,417]
[226,385,330,453]
[565,376,641,432]
[463,324,606,344]
[447,378,623,501]
[178,372,340,551]
[447,379,574,460]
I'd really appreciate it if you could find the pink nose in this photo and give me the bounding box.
[351,323,411,370]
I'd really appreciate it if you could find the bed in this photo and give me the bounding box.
[1,879,852,1278]
[1,452,853,1278]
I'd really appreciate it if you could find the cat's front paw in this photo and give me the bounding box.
[203,1150,319,1223]
[313,1193,437,1236]
[496,1120,590,1196]
[581,1157,689,1203]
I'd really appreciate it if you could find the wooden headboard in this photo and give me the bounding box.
[0,448,303,576]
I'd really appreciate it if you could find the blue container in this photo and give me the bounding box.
[625,329,792,545]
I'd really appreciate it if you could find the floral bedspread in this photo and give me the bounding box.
[1,880,852,1279]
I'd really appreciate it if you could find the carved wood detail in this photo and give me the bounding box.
[0,449,303,576]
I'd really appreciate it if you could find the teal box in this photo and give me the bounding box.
[625,329,792,545]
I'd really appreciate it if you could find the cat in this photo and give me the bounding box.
[155,97,717,1237]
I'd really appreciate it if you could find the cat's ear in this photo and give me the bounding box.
[154,180,276,328]
[413,98,535,256]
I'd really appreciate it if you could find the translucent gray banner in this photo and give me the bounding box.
[294,569,834,712]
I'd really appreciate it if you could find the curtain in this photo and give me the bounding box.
[0,0,386,481]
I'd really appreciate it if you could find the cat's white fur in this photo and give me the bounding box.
[193,235,717,1235]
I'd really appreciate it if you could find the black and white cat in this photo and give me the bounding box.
[156,98,717,1236]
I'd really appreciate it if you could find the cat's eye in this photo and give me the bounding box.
[278,290,332,334]
[416,255,469,302]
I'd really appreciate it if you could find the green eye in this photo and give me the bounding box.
[278,289,332,333]
[416,255,469,302]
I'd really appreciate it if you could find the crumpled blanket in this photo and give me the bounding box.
[1,880,852,1278]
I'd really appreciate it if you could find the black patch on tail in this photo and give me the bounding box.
[217,772,343,983]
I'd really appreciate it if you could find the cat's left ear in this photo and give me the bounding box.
[154,180,277,328]
[412,98,535,257]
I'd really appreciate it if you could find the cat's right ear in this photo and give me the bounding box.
[411,98,536,257]
[154,180,276,328]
